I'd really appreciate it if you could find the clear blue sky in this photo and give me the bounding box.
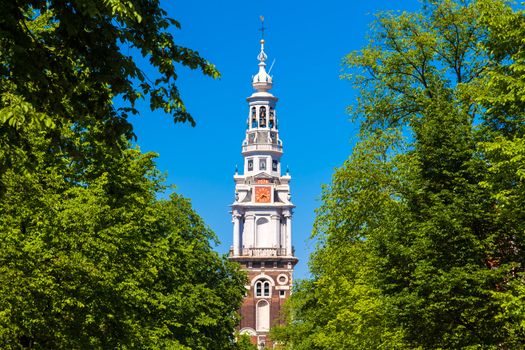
[129,0,420,279]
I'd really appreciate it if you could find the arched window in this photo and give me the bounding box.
[256,300,270,331]
[269,108,275,128]
[251,107,257,128]
[255,217,270,247]
[255,279,271,297]
[259,107,266,127]
[264,281,270,296]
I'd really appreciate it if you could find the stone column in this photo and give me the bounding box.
[244,214,255,254]
[271,215,280,254]
[284,210,292,256]
[252,215,257,249]
[232,210,241,256]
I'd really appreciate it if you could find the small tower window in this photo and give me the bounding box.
[259,159,266,170]
[256,300,270,331]
[264,282,270,296]
[251,107,257,128]
[248,159,253,171]
[259,107,266,127]
[269,108,275,128]
[255,279,271,297]
[272,160,278,171]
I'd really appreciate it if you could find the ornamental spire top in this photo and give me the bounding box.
[259,15,266,39]
[252,16,272,92]
[257,39,268,63]
[257,16,267,62]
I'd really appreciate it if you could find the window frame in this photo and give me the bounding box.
[255,279,271,297]
[259,158,266,171]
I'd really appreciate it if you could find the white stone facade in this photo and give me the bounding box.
[230,39,295,259]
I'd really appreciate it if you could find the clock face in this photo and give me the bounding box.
[255,186,271,203]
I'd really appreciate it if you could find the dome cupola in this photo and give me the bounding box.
[252,39,273,92]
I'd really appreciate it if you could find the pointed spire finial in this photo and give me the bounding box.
[257,16,267,63]
[252,16,272,91]
[259,16,266,39]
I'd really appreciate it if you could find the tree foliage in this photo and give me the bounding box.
[235,333,258,350]
[1,0,217,129]
[274,0,525,348]
[0,1,247,349]
[0,138,246,349]
[476,0,525,345]
[0,0,219,184]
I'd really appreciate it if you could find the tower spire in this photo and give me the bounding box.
[257,16,267,63]
[257,39,268,63]
[252,17,272,92]
[230,21,297,348]
[259,15,266,40]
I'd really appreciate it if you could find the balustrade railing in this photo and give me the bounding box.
[229,247,288,257]
[242,143,282,152]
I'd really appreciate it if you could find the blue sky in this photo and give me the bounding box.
[129,0,420,279]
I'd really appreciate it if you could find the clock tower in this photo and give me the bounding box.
[229,36,298,349]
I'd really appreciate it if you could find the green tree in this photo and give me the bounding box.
[236,333,258,350]
[274,0,525,348]
[0,1,247,348]
[476,0,525,345]
[1,0,218,186]
[0,125,246,349]
[1,0,216,128]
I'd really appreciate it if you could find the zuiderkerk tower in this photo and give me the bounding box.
[228,34,298,348]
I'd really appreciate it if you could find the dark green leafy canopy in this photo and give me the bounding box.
[0,0,221,193]
[0,127,246,349]
[235,333,258,350]
[274,0,525,349]
[0,0,217,146]
[475,0,525,345]
[0,1,247,349]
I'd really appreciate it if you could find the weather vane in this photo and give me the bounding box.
[259,15,266,39]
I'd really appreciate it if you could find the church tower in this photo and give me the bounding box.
[229,35,298,349]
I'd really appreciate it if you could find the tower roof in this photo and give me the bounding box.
[252,39,273,92]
